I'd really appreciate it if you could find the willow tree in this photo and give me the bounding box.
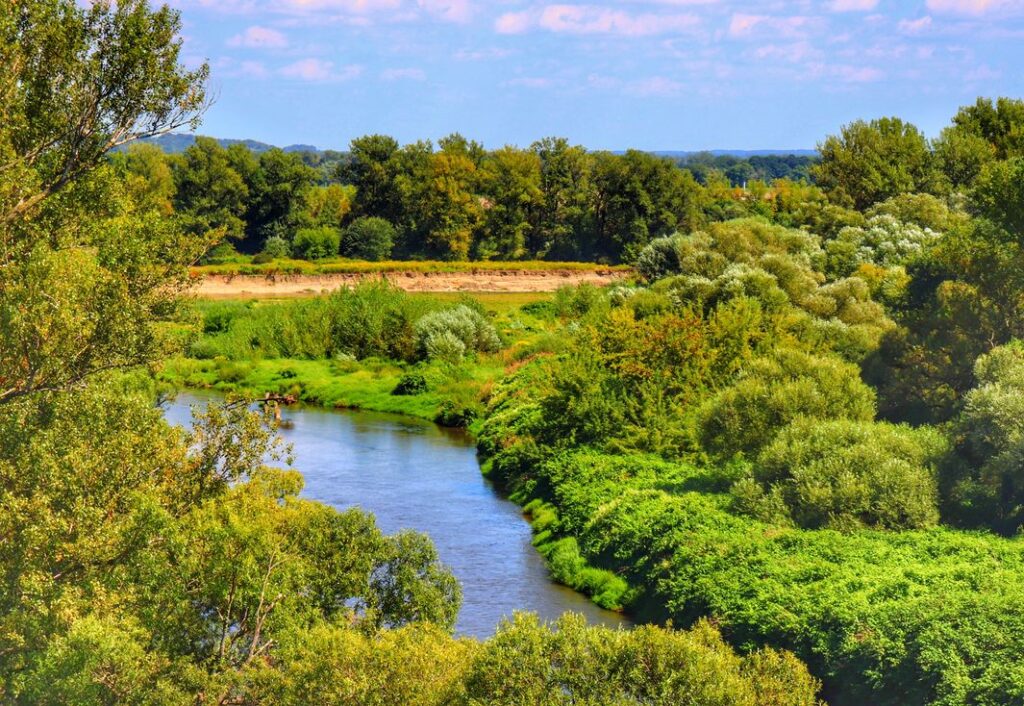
[0,0,209,405]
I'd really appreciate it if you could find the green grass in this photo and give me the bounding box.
[158,355,506,425]
[193,257,629,277]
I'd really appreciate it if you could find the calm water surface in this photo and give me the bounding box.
[163,391,630,637]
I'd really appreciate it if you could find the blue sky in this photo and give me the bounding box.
[168,0,1024,151]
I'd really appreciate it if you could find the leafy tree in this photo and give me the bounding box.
[531,137,594,259]
[243,148,318,246]
[0,0,209,407]
[342,216,396,261]
[339,134,405,223]
[591,150,705,262]
[292,226,340,260]
[825,215,941,277]
[302,183,355,230]
[0,0,208,225]
[735,417,946,530]
[412,151,483,261]
[948,341,1024,532]
[947,96,1024,161]
[172,137,249,239]
[815,117,937,210]
[476,146,543,260]
[260,235,291,259]
[971,157,1024,235]
[697,348,877,458]
[112,143,176,216]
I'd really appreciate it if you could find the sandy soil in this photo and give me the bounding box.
[192,269,628,298]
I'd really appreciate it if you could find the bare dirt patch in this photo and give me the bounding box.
[192,269,628,298]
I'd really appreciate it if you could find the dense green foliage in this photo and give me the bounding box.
[0,2,833,703]
[13,1,1024,704]
[470,96,1024,704]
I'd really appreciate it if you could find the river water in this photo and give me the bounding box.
[163,392,630,638]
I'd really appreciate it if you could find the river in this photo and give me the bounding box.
[163,392,630,638]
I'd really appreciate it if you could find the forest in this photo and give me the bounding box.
[5,0,1024,705]
[118,130,817,264]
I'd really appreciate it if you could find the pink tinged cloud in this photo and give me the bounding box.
[495,10,532,34]
[279,58,363,81]
[417,0,472,23]
[227,25,288,48]
[926,0,1015,13]
[899,16,933,33]
[381,67,427,80]
[728,13,815,38]
[496,5,700,36]
[829,0,879,11]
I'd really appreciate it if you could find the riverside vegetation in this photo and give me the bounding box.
[0,2,821,704]
[6,1,1024,705]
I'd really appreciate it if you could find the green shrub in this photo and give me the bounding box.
[736,417,947,530]
[261,235,291,260]
[342,217,396,261]
[414,305,501,362]
[391,372,429,396]
[697,348,876,458]
[293,226,341,260]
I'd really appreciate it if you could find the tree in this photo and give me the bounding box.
[243,148,318,247]
[111,143,176,216]
[172,137,249,239]
[339,134,405,223]
[972,157,1024,236]
[302,183,355,231]
[342,216,396,261]
[476,146,543,260]
[947,96,1024,161]
[531,137,594,259]
[1,0,209,406]
[949,341,1024,533]
[0,0,208,225]
[591,150,705,262]
[815,117,937,210]
[735,417,946,531]
[293,226,341,260]
[413,151,483,261]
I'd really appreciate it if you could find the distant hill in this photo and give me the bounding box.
[117,133,321,154]
[654,149,818,158]
[120,134,815,159]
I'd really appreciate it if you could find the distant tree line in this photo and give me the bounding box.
[114,137,826,264]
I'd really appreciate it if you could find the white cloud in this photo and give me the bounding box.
[381,67,427,80]
[828,0,879,10]
[495,10,533,34]
[227,25,288,48]
[496,4,700,36]
[279,58,363,81]
[899,16,933,33]
[728,13,816,38]
[925,0,1012,13]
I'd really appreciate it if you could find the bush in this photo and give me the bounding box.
[260,235,291,260]
[635,233,685,281]
[293,226,341,260]
[949,341,1024,533]
[414,306,501,362]
[697,348,877,458]
[392,372,429,396]
[342,217,396,261]
[463,614,821,706]
[736,417,946,530]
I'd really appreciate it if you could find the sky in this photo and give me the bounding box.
[167,0,1024,151]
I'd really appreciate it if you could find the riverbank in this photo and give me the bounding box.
[191,268,628,298]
